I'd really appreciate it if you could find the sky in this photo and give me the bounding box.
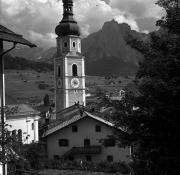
[0,0,164,49]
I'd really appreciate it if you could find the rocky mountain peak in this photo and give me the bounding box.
[10,20,149,76]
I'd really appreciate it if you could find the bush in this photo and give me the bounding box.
[45,160,130,174]
[23,143,46,170]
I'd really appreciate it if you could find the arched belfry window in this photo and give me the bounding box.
[72,64,78,76]
[58,66,61,77]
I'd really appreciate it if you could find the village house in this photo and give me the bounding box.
[43,105,130,162]
[6,104,40,144]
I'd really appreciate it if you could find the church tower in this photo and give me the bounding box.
[54,0,86,114]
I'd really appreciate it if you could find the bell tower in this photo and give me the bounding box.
[54,0,86,115]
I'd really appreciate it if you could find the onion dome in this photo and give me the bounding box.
[55,0,80,36]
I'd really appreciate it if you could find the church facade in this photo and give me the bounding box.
[43,0,130,163]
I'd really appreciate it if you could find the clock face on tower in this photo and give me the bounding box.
[57,79,62,88]
[71,78,80,88]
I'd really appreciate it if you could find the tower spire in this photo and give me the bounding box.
[55,0,80,36]
[62,0,74,22]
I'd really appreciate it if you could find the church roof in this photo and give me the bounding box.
[42,109,125,138]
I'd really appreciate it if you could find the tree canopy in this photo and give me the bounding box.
[111,0,180,174]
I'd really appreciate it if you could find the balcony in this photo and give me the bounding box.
[62,146,101,159]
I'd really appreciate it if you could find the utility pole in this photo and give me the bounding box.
[0,39,6,175]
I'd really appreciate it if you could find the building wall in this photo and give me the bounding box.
[6,116,39,144]
[0,163,2,175]
[46,117,129,162]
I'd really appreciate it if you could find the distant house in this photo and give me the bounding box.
[6,104,40,144]
[42,106,130,162]
[109,89,126,101]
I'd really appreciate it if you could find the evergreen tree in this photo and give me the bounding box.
[43,94,50,106]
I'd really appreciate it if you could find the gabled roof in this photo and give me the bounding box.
[42,111,125,138]
[0,24,36,47]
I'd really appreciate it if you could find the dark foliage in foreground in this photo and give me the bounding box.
[108,0,180,175]
[44,160,130,174]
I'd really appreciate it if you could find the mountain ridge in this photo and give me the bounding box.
[10,20,149,76]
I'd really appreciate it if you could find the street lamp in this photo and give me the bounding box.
[0,24,36,175]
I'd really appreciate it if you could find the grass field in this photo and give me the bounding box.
[38,169,125,175]
[5,70,54,104]
[5,70,133,105]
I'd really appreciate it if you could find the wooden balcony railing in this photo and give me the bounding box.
[62,145,102,159]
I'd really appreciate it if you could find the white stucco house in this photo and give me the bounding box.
[6,104,40,144]
[43,105,130,162]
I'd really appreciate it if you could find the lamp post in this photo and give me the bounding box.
[0,24,36,175]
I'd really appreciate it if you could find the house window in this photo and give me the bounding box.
[69,156,74,161]
[59,139,69,147]
[95,125,101,132]
[104,138,115,147]
[72,42,76,48]
[64,42,68,48]
[72,64,78,76]
[58,66,61,77]
[72,125,78,132]
[84,139,90,147]
[54,155,60,160]
[86,155,92,161]
[107,155,113,162]
[31,123,34,130]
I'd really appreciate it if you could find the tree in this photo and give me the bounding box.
[156,0,180,34]
[111,1,180,174]
[0,124,25,174]
[43,94,50,106]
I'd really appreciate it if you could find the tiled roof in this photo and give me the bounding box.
[42,110,125,137]
[0,24,36,47]
[47,105,81,130]
[0,25,15,34]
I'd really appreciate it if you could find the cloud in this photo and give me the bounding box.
[28,30,56,48]
[109,0,163,19]
[74,0,120,36]
[75,0,140,35]
[0,0,163,48]
[114,15,139,31]
[101,0,110,5]
[1,0,60,48]
[136,17,157,32]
